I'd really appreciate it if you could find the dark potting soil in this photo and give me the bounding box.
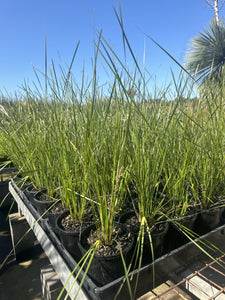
[27,186,39,192]
[36,193,48,201]
[61,215,89,232]
[84,224,133,257]
[171,207,199,221]
[36,192,58,202]
[124,215,166,235]
[61,211,94,233]
[49,201,65,214]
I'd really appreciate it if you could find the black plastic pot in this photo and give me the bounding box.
[197,205,225,235]
[17,182,30,193]
[140,222,169,265]
[168,212,198,251]
[78,223,134,286]
[56,211,82,259]
[24,184,39,208]
[119,211,169,264]
[33,190,56,218]
[46,202,67,234]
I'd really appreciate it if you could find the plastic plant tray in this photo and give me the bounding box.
[8,180,225,300]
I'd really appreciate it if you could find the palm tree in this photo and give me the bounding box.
[185,18,225,85]
[205,0,225,26]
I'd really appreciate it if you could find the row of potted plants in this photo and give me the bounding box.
[1,27,225,296]
[1,80,225,287]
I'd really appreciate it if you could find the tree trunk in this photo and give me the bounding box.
[214,0,220,26]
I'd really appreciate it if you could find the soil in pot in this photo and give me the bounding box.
[56,210,93,260]
[78,223,134,286]
[119,211,169,266]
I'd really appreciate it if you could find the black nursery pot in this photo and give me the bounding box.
[24,184,39,207]
[196,205,225,235]
[46,202,67,234]
[78,223,134,286]
[140,222,169,264]
[119,211,169,265]
[56,211,82,259]
[18,182,30,193]
[33,190,55,218]
[168,212,198,251]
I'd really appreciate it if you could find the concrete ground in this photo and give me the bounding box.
[0,205,50,300]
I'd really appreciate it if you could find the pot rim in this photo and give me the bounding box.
[79,223,134,260]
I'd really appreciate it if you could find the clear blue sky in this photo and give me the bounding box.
[1,0,224,97]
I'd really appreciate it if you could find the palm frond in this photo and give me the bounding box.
[185,18,225,85]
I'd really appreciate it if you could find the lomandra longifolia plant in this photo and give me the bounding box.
[161,102,199,218]
[190,79,225,210]
[87,94,132,246]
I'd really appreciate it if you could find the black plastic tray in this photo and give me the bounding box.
[9,180,225,300]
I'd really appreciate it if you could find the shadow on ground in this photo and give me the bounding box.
[0,206,50,300]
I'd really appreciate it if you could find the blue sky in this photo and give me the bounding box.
[1,0,224,97]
